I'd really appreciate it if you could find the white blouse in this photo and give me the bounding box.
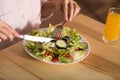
[0,0,42,34]
[0,0,49,49]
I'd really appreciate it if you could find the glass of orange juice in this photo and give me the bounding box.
[103,7,120,44]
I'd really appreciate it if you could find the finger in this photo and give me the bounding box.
[0,27,14,41]
[4,23,19,38]
[73,1,81,16]
[11,29,19,38]
[0,20,19,37]
[68,0,74,22]
[63,0,69,22]
[0,33,7,40]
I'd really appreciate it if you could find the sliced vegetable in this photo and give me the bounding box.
[51,57,58,62]
[71,50,86,60]
[79,42,88,49]
[55,39,67,49]
[45,50,52,56]
[58,56,73,63]
[25,24,88,64]
[43,55,52,62]
[62,36,71,41]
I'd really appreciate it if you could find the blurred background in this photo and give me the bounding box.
[76,0,120,23]
[41,0,120,27]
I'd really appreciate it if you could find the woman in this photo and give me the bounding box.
[0,0,80,49]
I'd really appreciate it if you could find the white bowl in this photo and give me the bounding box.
[23,28,90,65]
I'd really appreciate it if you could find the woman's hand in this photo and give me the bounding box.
[41,0,80,22]
[62,0,80,22]
[0,20,19,42]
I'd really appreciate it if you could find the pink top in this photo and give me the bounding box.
[0,0,42,34]
[0,0,50,49]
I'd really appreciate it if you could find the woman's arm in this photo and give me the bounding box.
[41,1,57,18]
[41,0,80,22]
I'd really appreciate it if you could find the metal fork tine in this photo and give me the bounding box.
[53,20,66,38]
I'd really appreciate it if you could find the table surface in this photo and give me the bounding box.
[0,14,120,80]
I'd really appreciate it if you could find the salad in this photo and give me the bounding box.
[24,24,89,64]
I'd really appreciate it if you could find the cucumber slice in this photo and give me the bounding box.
[55,39,67,49]
[62,36,71,40]
[79,42,88,49]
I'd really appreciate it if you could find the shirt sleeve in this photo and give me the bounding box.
[41,13,54,21]
[0,0,13,18]
[40,0,54,21]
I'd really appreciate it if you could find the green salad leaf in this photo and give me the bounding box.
[25,24,88,63]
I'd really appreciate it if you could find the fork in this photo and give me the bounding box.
[53,20,66,39]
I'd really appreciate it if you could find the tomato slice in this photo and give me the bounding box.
[51,58,58,62]
[45,51,51,56]
[65,54,73,59]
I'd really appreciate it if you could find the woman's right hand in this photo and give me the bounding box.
[0,20,19,42]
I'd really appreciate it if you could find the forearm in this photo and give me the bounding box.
[41,0,80,22]
[41,0,62,18]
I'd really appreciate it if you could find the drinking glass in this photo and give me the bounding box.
[103,7,120,44]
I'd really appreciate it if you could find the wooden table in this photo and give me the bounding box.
[0,14,120,80]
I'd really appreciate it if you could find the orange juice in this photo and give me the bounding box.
[103,11,120,42]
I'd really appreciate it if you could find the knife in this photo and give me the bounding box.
[19,35,54,42]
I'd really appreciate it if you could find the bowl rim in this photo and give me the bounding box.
[23,28,90,65]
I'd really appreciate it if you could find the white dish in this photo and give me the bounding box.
[23,28,90,65]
